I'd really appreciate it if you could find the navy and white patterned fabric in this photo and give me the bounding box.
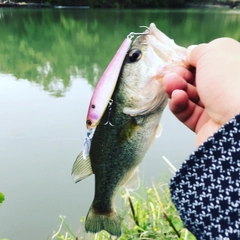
[170,114,240,240]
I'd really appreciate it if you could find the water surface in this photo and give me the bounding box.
[0,8,239,240]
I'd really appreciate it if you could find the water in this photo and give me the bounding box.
[0,8,240,240]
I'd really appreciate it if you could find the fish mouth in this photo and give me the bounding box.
[130,23,188,75]
[147,23,188,64]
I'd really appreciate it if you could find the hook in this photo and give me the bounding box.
[104,99,114,127]
[127,26,151,40]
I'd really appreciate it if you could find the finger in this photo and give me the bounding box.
[163,73,187,98]
[168,89,189,114]
[163,72,201,105]
[187,43,208,67]
[169,89,206,132]
[171,66,194,84]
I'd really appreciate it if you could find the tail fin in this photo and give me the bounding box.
[85,206,122,237]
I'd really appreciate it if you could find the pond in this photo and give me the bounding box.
[0,7,240,240]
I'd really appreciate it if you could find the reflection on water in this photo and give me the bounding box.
[0,8,240,96]
[0,8,240,240]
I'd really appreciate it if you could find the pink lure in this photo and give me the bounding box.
[86,37,132,129]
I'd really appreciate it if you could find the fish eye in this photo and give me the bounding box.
[128,49,142,62]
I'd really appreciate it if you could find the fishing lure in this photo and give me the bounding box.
[82,128,95,160]
[86,27,150,129]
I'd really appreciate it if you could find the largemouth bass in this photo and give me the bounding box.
[72,23,188,237]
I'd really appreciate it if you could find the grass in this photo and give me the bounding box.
[51,181,196,240]
[0,192,5,205]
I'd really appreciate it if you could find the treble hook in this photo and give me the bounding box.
[127,26,151,40]
[104,99,114,127]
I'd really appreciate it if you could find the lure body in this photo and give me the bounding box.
[86,37,132,129]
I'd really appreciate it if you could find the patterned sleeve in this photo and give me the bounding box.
[170,114,240,240]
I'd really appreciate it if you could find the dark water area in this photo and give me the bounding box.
[0,8,240,239]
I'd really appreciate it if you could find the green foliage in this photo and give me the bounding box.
[0,195,9,240]
[0,192,5,204]
[51,215,77,240]
[11,0,236,8]
[118,184,196,239]
[51,183,196,239]
[12,0,190,8]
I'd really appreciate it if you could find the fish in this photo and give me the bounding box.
[72,22,188,237]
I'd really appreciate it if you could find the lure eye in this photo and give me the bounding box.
[128,49,142,62]
[86,119,92,126]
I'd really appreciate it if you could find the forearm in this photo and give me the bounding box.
[170,113,240,239]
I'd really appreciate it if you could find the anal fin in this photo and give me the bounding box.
[123,167,140,192]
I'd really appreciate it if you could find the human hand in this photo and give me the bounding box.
[163,38,240,146]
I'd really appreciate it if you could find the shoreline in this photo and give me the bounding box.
[0,1,239,9]
[0,2,90,8]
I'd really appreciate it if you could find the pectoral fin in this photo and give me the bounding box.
[72,152,93,183]
[123,167,140,191]
[119,118,140,144]
[149,122,163,148]
[155,123,163,138]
